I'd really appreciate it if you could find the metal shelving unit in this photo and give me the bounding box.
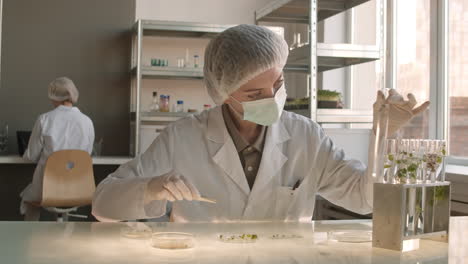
[130,20,231,155]
[255,0,385,123]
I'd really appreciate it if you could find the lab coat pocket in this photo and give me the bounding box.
[274,186,298,219]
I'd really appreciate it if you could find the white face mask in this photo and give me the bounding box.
[230,84,287,126]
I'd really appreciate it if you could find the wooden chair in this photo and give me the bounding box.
[40,150,95,221]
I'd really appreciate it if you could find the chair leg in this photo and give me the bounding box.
[63,212,69,222]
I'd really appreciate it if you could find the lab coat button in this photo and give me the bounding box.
[247,166,253,172]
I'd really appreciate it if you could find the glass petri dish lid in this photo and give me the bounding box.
[120,226,152,239]
[151,232,195,249]
[327,230,372,243]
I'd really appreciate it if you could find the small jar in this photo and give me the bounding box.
[203,104,211,111]
[176,100,184,112]
[159,95,170,112]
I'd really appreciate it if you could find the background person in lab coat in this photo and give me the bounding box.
[92,25,428,222]
[21,77,95,221]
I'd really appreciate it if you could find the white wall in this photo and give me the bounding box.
[324,128,370,164]
[136,0,271,24]
[352,0,380,111]
[321,13,348,98]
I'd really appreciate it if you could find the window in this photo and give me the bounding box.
[395,0,431,139]
[391,0,468,162]
[448,0,468,157]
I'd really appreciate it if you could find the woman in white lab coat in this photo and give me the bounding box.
[92,25,428,222]
[21,77,95,221]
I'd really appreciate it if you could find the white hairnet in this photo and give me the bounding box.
[48,77,79,104]
[204,24,289,105]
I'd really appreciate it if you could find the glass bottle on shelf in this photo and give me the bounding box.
[290,33,297,50]
[177,58,185,68]
[194,55,200,68]
[148,91,159,112]
[176,100,184,112]
[296,33,302,48]
[184,48,191,68]
[290,33,302,50]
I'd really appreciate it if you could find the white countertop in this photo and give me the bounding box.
[0,218,466,264]
[0,155,132,165]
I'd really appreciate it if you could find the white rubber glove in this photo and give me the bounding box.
[373,89,430,137]
[365,89,431,207]
[144,171,201,204]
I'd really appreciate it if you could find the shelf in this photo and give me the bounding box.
[255,0,372,23]
[316,109,372,123]
[140,112,194,122]
[255,0,309,24]
[0,155,132,165]
[286,108,310,117]
[288,109,372,123]
[286,43,380,72]
[132,66,204,79]
[317,0,372,21]
[137,20,233,38]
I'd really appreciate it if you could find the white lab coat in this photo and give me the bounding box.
[92,106,372,222]
[21,105,94,213]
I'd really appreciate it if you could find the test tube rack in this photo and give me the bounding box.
[372,181,451,251]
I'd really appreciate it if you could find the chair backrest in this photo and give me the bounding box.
[41,150,95,207]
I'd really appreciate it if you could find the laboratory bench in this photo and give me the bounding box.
[0,155,132,165]
[0,218,466,264]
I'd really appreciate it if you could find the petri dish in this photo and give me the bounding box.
[151,232,195,249]
[218,233,258,243]
[327,230,372,243]
[120,226,152,239]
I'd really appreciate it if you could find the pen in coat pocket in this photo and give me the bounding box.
[292,179,301,190]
